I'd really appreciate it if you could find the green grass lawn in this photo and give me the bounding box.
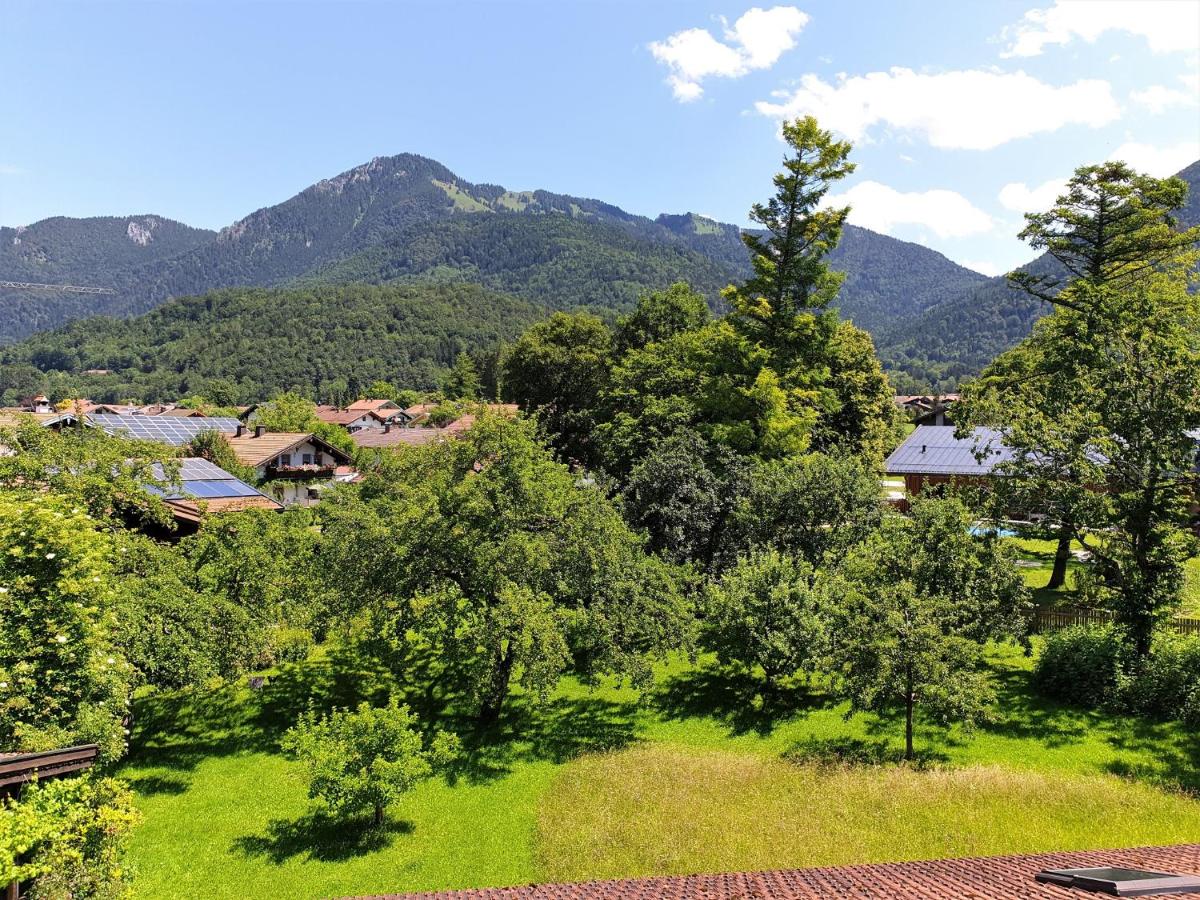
[120,643,1200,899]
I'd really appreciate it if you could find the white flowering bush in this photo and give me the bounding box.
[0,495,130,761]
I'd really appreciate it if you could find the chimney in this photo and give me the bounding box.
[236,424,246,438]
[255,425,266,438]
[921,445,927,453]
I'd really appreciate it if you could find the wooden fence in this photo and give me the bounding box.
[1033,607,1200,636]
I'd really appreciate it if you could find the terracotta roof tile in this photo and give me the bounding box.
[351,844,1200,900]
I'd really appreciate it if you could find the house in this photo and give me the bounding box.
[225,426,355,506]
[143,457,281,533]
[314,399,409,433]
[19,394,53,414]
[885,425,1010,505]
[88,413,242,445]
[153,407,210,418]
[351,423,452,450]
[358,844,1200,900]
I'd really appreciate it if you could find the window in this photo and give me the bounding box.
[302,453,313,465]
[280,454,291,467]
[1035,867,1200,896]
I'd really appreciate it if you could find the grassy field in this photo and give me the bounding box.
[120,643,1200,899]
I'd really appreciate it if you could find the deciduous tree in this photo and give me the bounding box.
[832,499,1029,760]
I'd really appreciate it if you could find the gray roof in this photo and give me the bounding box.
[885,426,1012,476]
[88,413,241,445]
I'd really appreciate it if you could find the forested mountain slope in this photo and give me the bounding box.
[0,153,983,346]
[0,282,543,403]
[875,159,1200,392]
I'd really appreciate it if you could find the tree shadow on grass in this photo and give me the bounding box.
[445,692,642,785]
[971,660,1095,749]
[651,660,835,737]
[783,735,947,769]
[127,644,407,775]
[1101,720,1200,793]
[124,773,190,796]
[231,810,413,864]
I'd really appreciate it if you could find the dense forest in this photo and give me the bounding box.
[0,282,544,404]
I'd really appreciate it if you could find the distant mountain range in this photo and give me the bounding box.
[1,154,1196,394]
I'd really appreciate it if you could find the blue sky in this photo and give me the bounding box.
[2,0,1197,275]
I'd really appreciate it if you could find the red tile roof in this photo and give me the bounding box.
[351,844,1200,900]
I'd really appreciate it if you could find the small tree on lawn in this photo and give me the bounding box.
[704,549,830,691]
[281,699,459,827]
[832,498,1029,760]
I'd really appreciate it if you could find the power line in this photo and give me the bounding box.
[0,280,117,295]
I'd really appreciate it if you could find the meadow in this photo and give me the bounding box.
[121,639,1200,899]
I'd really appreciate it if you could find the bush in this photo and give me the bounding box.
[1118,635,1200,720]
[273,626,314,664]
[0,775,140,898]
[1033,625,1125,708]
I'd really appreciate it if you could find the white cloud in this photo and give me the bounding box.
[755,68,1119,150]
[998,177,1069,213]
[1130,84,1198,114]
[1108,139,1200,176]
[0,164,25,177]
[823,180,995,239]
[1002,1,1200,58]
[650,6,809,102]
[959,259,1004,277]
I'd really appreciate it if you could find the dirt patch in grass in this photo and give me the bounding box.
[535,745,1200,883]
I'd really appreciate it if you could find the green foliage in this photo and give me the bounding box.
[0,282,543,404]
[0,419,177,528]
[281,699,458,825]
[621,429,748,569]
[184,509,328,667]
[0,774,139,898]
[0,495,131,762]
[1035,628,1200,724]
[703,549,830,687]
[833,499,1030,758]
[960,162,1200,659]
[1033,626,1126,709]
[732,452,884,567]
[613,282,711,353]
[321,413,690,722]
[108,533,242,690]
[441,352,481,401]
[730,116,855,325]
[501,312,613,465]
[252,392,355,455]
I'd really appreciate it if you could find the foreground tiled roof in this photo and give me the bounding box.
[354,845,1200,900]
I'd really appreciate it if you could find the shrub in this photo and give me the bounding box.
[0,775,140,899]
[273,626,314,664]
[1033,625,1125,708]
[1118,635,1200,720]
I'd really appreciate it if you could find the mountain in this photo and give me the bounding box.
[875,159,1200,393]
[4,152,1192,398]
[0,215,215,339]
[0,153,981,346]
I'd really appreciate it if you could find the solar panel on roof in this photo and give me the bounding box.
[89,414,241,446]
